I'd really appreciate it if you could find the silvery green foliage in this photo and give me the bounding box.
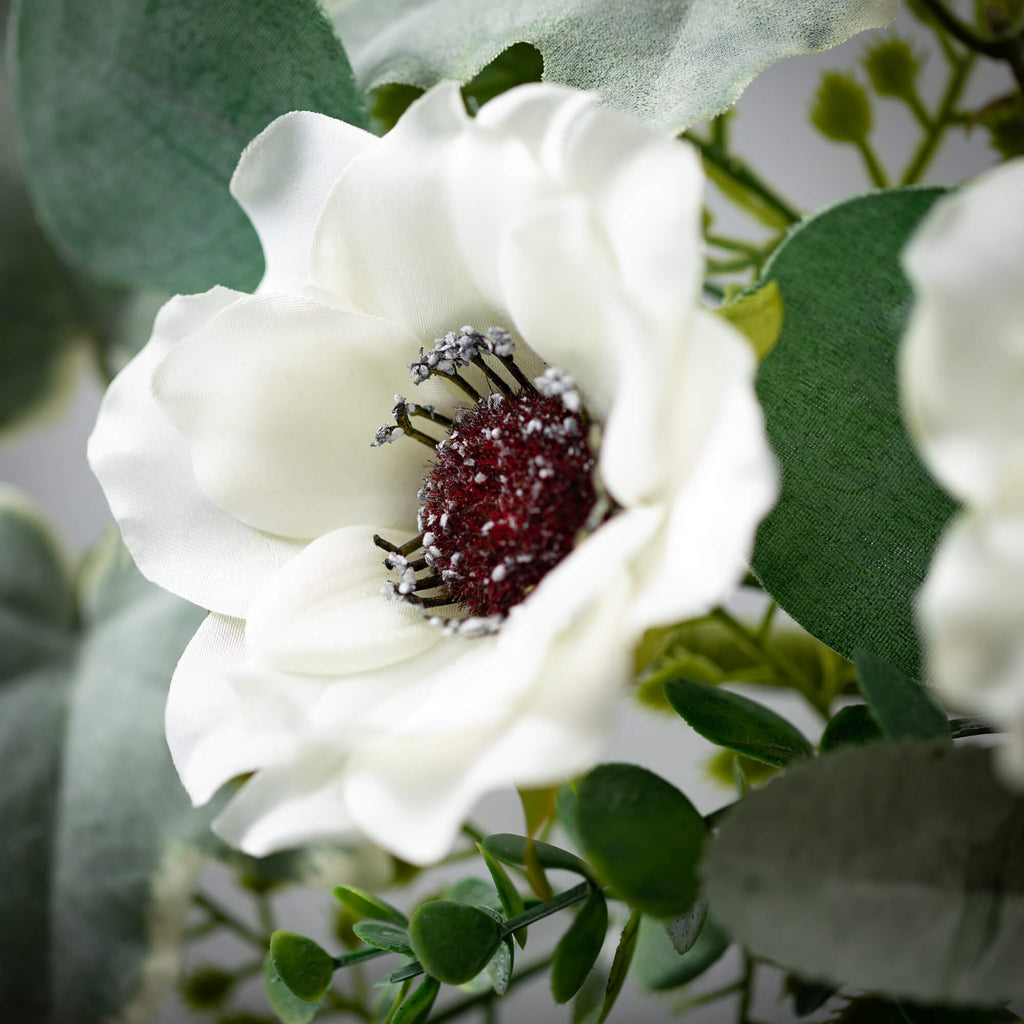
[328,0,898,132]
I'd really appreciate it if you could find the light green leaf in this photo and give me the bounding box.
[752,188,957,679]
[854,648,950,740]
[479,845,527,948]
[390,976,440,1024]
[330,0,896,133]
[12,0,369,294]
[352,922,414,957]
[263,955,321,1024]
[551,888,608,1004]
[577,764,707,918]
[270,931,336,1003]
[704,742,1024,1003]
[717,281,784,362]
[664,678,814,768]
[333,884,409,927]
[407,900,503,985]
[482,833,595,883]
[633,915,731,992]
[0,494,214,1023]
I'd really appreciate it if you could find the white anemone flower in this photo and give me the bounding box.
[89,83,778,864]
[901,157,1024,783]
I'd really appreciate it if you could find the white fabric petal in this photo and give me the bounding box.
[901,159,1024,513]
[628,311,779,631]
[918,514,1024,723]
[245,525,443,675]
[231,111,376,293]
[166,614,332,805]
[152,293,440,539]
[87,290,305,616]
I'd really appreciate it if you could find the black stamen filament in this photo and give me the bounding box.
[393,404,441,449]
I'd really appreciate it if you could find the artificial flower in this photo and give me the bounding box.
[89,82,778,864]
[900,157,1024,782]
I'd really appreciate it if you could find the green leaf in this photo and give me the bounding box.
[390,976,440,1024]
[704,742,1024,1003]
[596,910,640,1024]
[331,0,895,134]
[407,900,503,986]
[752,188,956,679]
[829,997,1021,1024]
[12,0,369,294]
[854,649,950,741]
[479,845,527,948]
[270,932,335,1004]
[263,955,320,1024]
[352,923,414,958]
[485,935,515,996]
[0,496,215,1023]
[333,885,409,927]
[482,833,595,883]
[664,678,814,768]
[633,916,731,992]
[819,704,883,752]
[577,764,707,918]
[551,888,608,1003]
[664,899,708,956]
[717,280,784,362]
[446,877,503,913]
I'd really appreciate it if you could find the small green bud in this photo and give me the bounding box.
[978,94,1024,158]
[863,38,920,100]
[181,967,235,1008]
[811,73,872,143]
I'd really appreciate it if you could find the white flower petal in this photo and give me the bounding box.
[231,111,375,292]
[245,525,443,675]
[166,614,332,805]
[901,159,1024,513]
[152,293,437,539]
[919,514,1024,724]
[87,290,305,616]
[628,311,779,631]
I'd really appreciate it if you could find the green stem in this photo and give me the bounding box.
[429,958,552,1023]
[737,952,755,1024]
[333,947,391,970]
[917,0,1021,59]
[901,51,976,185]
[683,133,801,226]
[256,891,274,939]
[755,601,778,644]
[950,716,996,739]
[707,256,759,275]
[855,138,889,188]
[673,979,745,1014]
[192,893,266,948]
[703,280,726,301]
[706,234,764,259]
[499,882,591,938]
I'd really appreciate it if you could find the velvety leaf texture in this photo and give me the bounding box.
[752,188,957,678]
[12,0,369,293]
[329,0,896,133]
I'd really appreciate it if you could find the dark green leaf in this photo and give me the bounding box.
[829,997,1021,1024]
[445,877,502,913]
[551,888,608,1004]
[664,677,814,767]
[263,955,320,1024]
[333,885,408,927]
[577,764,707,918]
[352,923,413,958]
[269,932,335,1004]
[407,900,503,986]
[479,845,527,948]
[13,0,369,293]
[390,976,440,1024]
[854,649,950,740]
[819,704,883,752]
[752,188,956,679]
[482,834,595,883]
[785,975,837,1016]
[596,910,640,1024]
[704,742,1024,1003]
[633,916,731,992]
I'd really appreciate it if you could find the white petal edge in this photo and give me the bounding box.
[231,111,376,293]
[87,290,305,616]
[245,525,444,675]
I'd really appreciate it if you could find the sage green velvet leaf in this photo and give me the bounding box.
[854,648,950,740]
[664,678,814,768]
[633,916,731,992]
[263,955,321,1024]
[391,976,440,1024]
[333,884,409,927]
[270,932,336,1003]
[819,704,883,752]
[577,764,707,918]
[704,742,1024,1003]
[551,888,608,1004]
[752,188,956,679]
[12,0,369,294]
[352,922,414,957]
[329,0,896,133]
[482,833,595,882]
[408,900,503,985]
[0,504,212,1023]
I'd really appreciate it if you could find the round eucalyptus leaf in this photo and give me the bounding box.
[705,742,1024,1003]
[269,931,335,1004]
[408,900,503,985]
[752,188,956,679]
